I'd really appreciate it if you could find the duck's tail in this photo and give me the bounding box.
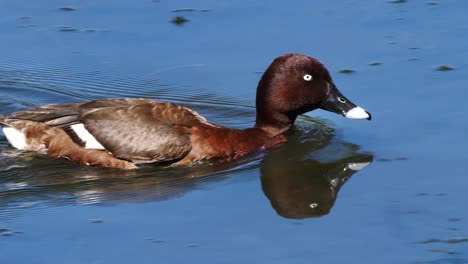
[0,115,137,169]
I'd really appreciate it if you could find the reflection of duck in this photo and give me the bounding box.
[260,126,373,219]
[0,54,370,169]
[261,154,372,219]
[0,119,371,221]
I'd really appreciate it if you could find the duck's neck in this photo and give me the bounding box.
[253,67,298,137]
[255,109,295,137]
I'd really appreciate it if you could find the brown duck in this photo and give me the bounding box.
[0,54,371,169]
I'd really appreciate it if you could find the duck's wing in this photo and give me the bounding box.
[11,102,83,124]
[11,98,155,125]
[79,104,193,163]
[10,99,208,164]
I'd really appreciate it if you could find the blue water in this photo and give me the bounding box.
[1,0,468,263]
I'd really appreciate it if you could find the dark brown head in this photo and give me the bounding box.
[255,54,370,135]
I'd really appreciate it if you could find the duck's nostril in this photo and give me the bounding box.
[338,97,346,103]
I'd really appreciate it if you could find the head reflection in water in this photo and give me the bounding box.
[261,154,372,219]
[259,121,373,219]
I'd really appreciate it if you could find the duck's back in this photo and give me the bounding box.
[1,98,217,167]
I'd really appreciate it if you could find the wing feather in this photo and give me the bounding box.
[8,98,208,164]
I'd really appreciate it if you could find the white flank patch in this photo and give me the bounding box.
[344,106,370,119]
[71,123,105,150]
[3,127,27,150]
[347,162,371,171]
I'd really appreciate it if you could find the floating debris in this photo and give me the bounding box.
[172,8,209,13]
[389,0,407,3]
[58,26,78,32]
[338,69,355,74]
[417,239,443,244]
[172,8,196,13]
[436,65,455,71]
[59,7,76,11]
[187,243,199,248]
[171,16,189,25]
[145,237,166,243]
[416,193,430,196]
[89,218,103,224]
[428,249,457,254]
[447,238,468,244]
[417,238,468,244]
[18,16,31,22]
[369,61,383,66]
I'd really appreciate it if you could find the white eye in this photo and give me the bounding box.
[338,97,347,103]
[303,74,313,81]
[309,203,318,208]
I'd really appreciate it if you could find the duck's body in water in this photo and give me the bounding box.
[0,54,371,169]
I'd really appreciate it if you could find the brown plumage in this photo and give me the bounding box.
[0,54,371,169]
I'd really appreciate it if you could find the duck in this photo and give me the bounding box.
[0,54,371,169]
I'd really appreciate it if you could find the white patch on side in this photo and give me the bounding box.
[347,162,371,171]
[345,106,370,119]
[3,127,27,150]
[70,124,105,150]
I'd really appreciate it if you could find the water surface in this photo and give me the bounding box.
[1,0,467,263]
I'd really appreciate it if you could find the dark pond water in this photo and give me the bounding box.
[1,0,467,263]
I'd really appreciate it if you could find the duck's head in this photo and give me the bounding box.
[255,54,371,135]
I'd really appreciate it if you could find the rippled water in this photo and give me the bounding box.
[1,0,468,263]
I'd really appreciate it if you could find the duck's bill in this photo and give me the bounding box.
[347,161,372,171]
[320,83,371,120]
